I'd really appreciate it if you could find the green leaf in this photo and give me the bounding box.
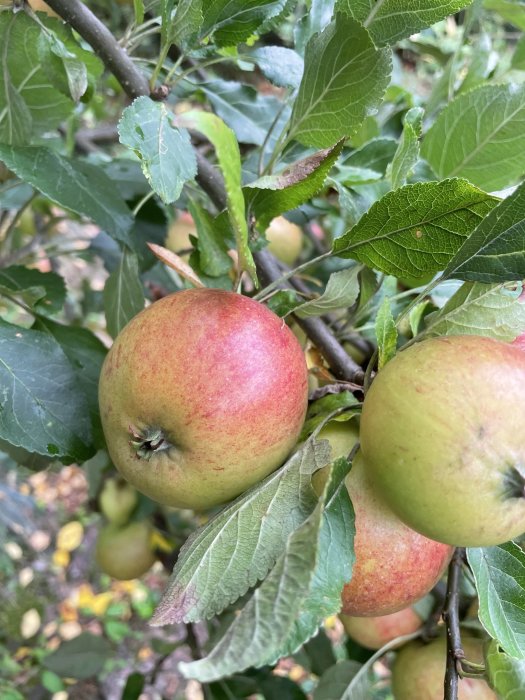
[266,289,301,317]
[0,266,65,315]
[0,320,94,463]
[486,639,525,698]
[443,180,525,283]
[421,84,525,191]
[337,0,474,46]
[249,47,304,88]
[122,672,146,700]
[511,35,525,70]
[38,29,88,102]
[294,267,360,318]
[387,107,423,189]
[333,180,497,277]
[188,200,232,277]
[484,0,525,30]
[176,110,256,283]
[179,503,324,681]
[0,145,133,244]
[342,138,397,176]
[421,282,525,341]
[103,249,144,338]
[42,633,111,679]
[468,543,525,659]
[200,0,291,46]
[118,97,197,205]
[151,438,329,625]
[277,456,355,658]
[288,15,391,148]
[457,32,494,95]
[202,80,286,147]
[170,0,203,49]
[0,13,73,144]
[33,318,107,448]
[245,140,344,230]
[376,297,397,369]
[313,661,362,700]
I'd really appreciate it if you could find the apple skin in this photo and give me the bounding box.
[340,606,422,650]
[99,478,138,526]
[96,521,156,581]
[311,423,452,617]
[99,289,309,510]
[391,635,497,699]
[265,216,303,266]
[360,335,525,547]
[341,453,453,616]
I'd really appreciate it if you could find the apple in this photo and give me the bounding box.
[340,606,422,650]
[96,520,156,580]
[265,216,303,266]
[165,211,197,259]
[98,289,309,510]
[391,635,497,699]
[99,478,138,526]
[340,452,453,616]
[360,335,525,546]
[310,424,452,617]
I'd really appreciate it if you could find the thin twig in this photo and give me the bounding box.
[443,548,465,700]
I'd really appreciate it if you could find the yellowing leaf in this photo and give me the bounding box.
[56,521,83,552]
[53,549,70,568]
[150,529,172,553]
[90,593,114,617]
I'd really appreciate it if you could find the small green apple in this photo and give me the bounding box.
[265,216,303,266]
[360,335,525,546]
[99,289,308,510]
[391,635,497,699]
[340,606,422,650]
[96,520,156,580]
[99,478,138,525]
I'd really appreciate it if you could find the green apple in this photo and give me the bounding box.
[165,211,197,259]
[265,216,303,266]
[360,335,525,547]
[99,289,309,510]
[340,606,422,650]
[96,520,156,580]
[391,635,497,699]
[99,478,138,525]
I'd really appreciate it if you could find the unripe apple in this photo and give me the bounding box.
[265,216,303,266]
[96,521,156,580]
[99,478,138,526]
[165,211,196,258]
[99,289,309,510]
[391,635,497,699]
[360,335,525,547]
[341,452,453,616]
[340,606,422,650]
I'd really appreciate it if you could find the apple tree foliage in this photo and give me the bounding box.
[1,0,525,696]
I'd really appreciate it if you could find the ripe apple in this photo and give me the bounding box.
[340,606,422,650]
[340,452,453,616]
[96,520,156,580]
[310,424,452,617]
[165,211,197,259]
[98,289,309,509]
[360,335,525,546]
[265,216,303,266]
[99,478,138,526]
[391,635,497,699]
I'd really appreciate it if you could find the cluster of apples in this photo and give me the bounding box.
[97,281,525,696]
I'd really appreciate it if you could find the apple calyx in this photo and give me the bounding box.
[129,425,171,460]
[503,465,525,500]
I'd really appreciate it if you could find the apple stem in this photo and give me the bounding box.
[443,547,465,700]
